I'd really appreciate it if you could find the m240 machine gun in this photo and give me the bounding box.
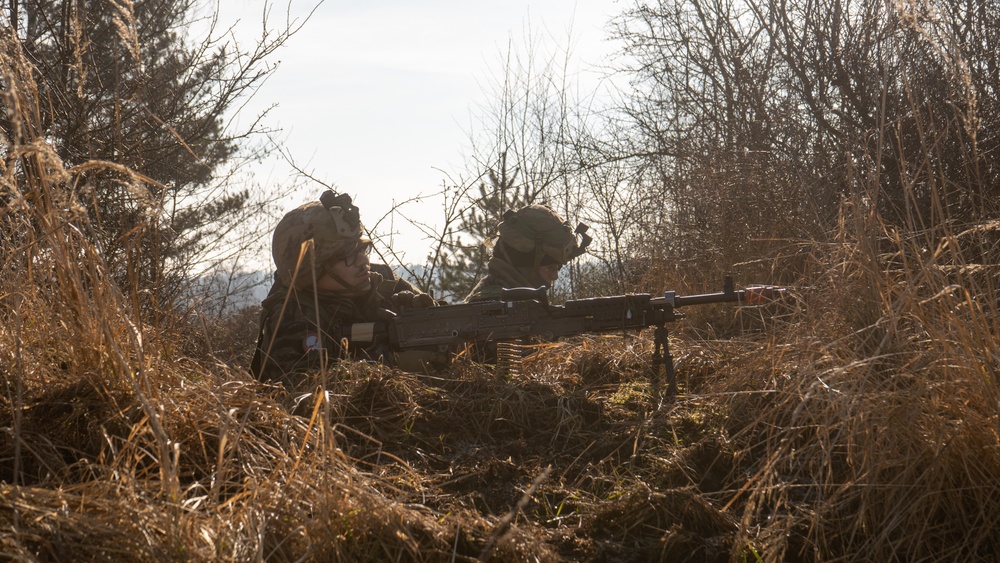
[388,276,785,396]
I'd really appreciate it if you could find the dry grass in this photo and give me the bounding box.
[5,192,1000,562]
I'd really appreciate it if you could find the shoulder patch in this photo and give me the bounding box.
[303,332,322,352]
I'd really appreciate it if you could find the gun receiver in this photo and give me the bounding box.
[388,276,785,397]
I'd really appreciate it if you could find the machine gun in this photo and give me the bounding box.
[388,276,785,396]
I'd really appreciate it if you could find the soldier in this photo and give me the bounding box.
[465,204,591,303]
[460,204,590,368]
[250,190,443,392]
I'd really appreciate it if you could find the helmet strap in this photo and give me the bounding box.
[310,255,371,295]
[532,236,546,274]
[324,266,372,296]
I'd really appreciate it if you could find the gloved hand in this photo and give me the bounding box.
[391,290,437,309]
[412,292,436,308]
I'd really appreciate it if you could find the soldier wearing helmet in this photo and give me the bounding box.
[250,190,442,391]
[465,204,591,303]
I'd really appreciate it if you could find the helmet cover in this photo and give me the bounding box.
[272,190,367,287]
[497,204,589,265]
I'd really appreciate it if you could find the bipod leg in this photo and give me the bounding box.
[651,325,678,398]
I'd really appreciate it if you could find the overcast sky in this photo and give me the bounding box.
[218,0,623,265]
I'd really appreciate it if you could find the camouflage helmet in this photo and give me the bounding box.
[496,204,591,266]
[272,190,367,288]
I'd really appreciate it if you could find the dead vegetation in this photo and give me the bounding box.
[5,209,1000,562]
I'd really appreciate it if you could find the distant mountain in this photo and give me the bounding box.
[186,270,272,314]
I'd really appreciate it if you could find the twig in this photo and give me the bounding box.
[477,465,552,562]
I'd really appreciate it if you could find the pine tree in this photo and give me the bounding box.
[4,0,289,311]
[432,154,543,301]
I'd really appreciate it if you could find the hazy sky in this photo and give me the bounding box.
[219,0,622,264]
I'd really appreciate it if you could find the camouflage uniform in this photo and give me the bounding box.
[463,205,591,363]
[250,191,442,392]
[250,269,414,390]
[465,204,590,302]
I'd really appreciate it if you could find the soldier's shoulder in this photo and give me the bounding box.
[370,263,425,297]
[369,262,397,280]
[465,282,503,303]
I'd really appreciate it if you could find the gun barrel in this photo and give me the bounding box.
[653,285,785,308]
[674,290,740,307]
[740,286,785,303]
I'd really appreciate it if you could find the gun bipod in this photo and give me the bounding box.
[651,324,678,399]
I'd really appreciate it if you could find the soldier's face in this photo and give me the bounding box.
[537,263,561,285]
[316,247,372,294]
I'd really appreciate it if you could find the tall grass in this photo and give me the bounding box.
[715,111,1000,559]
